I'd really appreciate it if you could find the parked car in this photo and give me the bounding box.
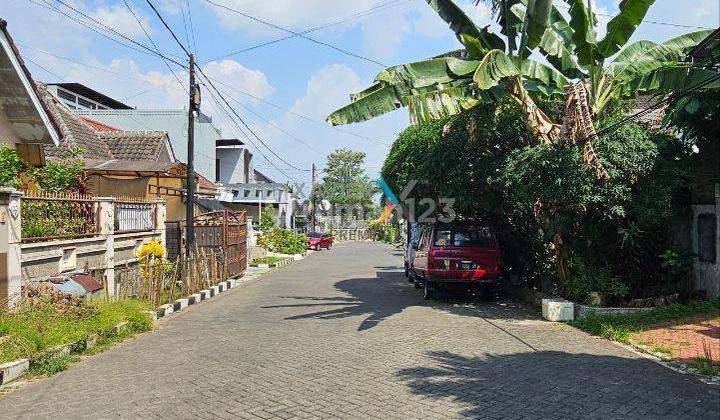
[404,223,427,283]
[307,232,333,250]
[412,221,502,300]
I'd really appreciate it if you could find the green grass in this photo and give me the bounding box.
[251,256,285,265]
[687,357,720,376]
[571,298,720,343]
[0,299,153,364]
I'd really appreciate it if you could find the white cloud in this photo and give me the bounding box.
[90,4,151,40]
[290,63,362,119]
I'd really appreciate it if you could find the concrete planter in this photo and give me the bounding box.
[574,303,654,320]
[542,298,575,322]
[249,257,293,269]
[0,359,29,385]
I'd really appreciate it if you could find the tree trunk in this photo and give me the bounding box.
[505,77,561,144]
[558,81,609,180]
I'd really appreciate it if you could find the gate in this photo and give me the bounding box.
[179,210,247,278]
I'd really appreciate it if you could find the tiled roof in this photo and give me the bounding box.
[196,173,218,193]
[79,116,119,132]
[99,130,168,161]
[37,83,114,161]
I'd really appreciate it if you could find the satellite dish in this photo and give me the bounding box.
[321,199,332,211]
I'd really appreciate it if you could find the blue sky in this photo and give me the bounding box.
[1,0,718,184]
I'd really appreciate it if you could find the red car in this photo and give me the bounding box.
[307,232,333,250]
[412,221,502,300]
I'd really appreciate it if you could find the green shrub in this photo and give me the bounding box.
[258,228,307,254]
[0,145,25,188]
[259,206,278,231]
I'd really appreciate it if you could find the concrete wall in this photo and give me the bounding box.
[217,148,247,184]
[0,191,167,307]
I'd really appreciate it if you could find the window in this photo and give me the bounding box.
[243,189,251,198]
[453,225,494,247]
[77,97,96,109]
[698,213,717,263]
[255,190,261,198]
[56,88,76,102]
[433,226,452,247]
[267,189,274,197]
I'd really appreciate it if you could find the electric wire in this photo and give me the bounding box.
[201,0,386,67]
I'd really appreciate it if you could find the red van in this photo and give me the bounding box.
[411,221,502,300]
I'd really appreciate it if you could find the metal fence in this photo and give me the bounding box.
[115,198,155,233]
[21,190,99,243]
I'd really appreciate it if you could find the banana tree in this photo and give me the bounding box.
[327,0,716,144]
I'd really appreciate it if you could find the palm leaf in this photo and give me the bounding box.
[596,0,655,59]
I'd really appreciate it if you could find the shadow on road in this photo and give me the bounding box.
[395,350,718,418]
[262,270,539,331]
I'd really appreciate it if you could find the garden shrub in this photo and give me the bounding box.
[258,228,308,254]
[381,100,693,301]
[0,145,25,188]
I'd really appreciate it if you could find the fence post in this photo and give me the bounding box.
[154,198,167,258]
[98,197,116,299]
[0,189,23,308]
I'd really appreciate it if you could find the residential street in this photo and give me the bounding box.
[1,242,718,419]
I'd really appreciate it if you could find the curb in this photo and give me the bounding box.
[0,321,130,386]
[249,256,294,269]
[152,278,239,320]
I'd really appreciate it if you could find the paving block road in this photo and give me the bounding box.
[1,242,718,419]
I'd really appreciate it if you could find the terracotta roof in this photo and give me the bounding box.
[196,173,218,193]
[632,95,666,129]
[80,116,119,132]
[84,159,185,176]
[38,83,115,161]
[99,130,169,161]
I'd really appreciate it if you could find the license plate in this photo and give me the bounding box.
[457,261,475,270]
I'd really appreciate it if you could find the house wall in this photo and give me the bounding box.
[74,110,221,181]
[0,108,18,144]
[217,148,246,184]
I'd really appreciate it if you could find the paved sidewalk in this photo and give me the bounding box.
[0,242,718,419]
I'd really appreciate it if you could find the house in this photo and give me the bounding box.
[686,29,720,297]
[45,82,133,111]
[0,18,61,306]
[73,108,222,182]
[0,19,59,163]
[38,84,216,221]
[219,169,297,230]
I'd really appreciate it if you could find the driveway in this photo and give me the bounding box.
[1,241,718,419]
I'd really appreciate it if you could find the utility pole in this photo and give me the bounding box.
[311,163,317,232]
[185,53,197,256]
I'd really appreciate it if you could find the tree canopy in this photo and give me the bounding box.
[316,149,378,208]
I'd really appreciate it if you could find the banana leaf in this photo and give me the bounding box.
[565,0,598,67]
[596,0,655,58]
[406,85,480,124]
[425,0,505,52]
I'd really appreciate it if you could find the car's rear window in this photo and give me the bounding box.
[453,225,494,247]
[308,232,322,238]
[433,224,494,247]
